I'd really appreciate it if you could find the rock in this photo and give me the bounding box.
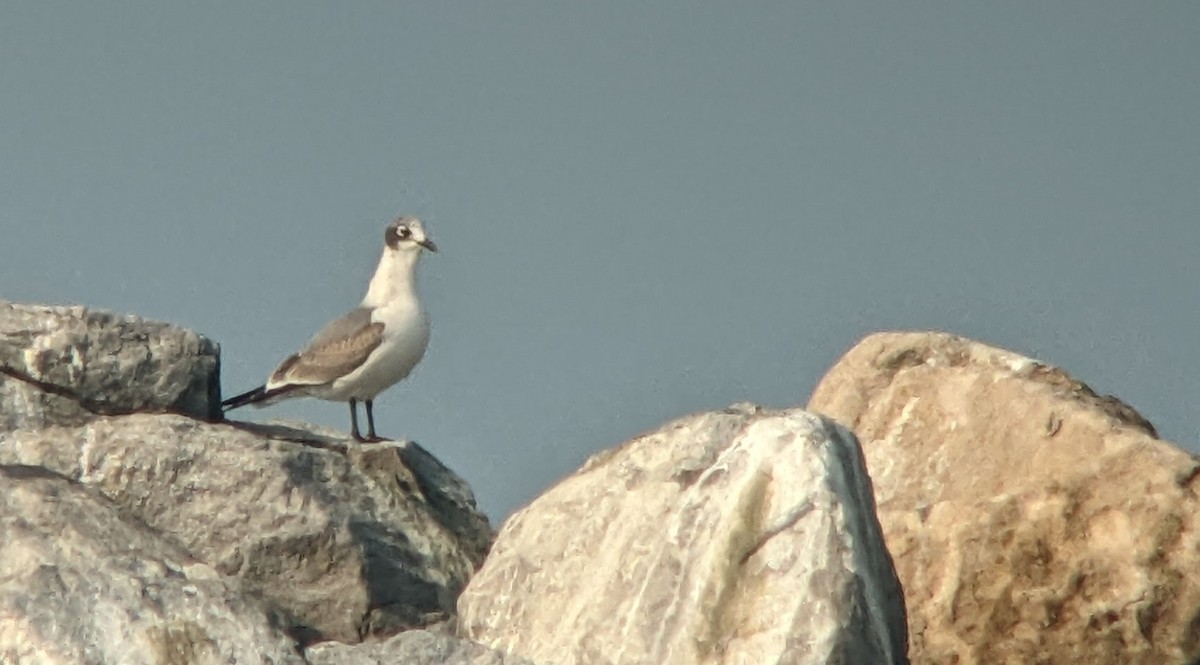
[305,630,535,665]
[0,300,492,646]
[0,415,493,645]
[458,404,908,665]
[0,300,220,430]
[808,331,1200,665]
[0,464,304,665]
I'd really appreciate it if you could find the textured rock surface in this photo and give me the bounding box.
[0,299,220,430]
[0,299,493,650]
[0,464,304,665]
[0,416,492,644]
[458,404,908,665]
[808,331,1200,665]
[306,630,534,665]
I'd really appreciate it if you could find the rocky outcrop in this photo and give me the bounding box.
[0,464,303,665]
[1,417,492,644]
[458,404,909,665]
[306,630,534,665]
[0,300,220,430]
[0,301,495,660]
[809,332,1200,665]
[33,298,1199,663]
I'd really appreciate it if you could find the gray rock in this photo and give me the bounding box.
[0,415,493,645]
[0,300,220,430]
[0,464,304,665]
[458,404,909,665]
[306,630,535,665]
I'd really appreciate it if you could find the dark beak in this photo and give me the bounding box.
[419,239,438,253]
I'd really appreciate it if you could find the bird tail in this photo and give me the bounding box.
[221,384,303,412]
[221,385,268,411]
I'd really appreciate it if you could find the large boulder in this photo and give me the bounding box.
[0,415,492,645]
[0,299,220,430]
[0,464,303,665]
[458,404,909,665]
[808,331,1200,664]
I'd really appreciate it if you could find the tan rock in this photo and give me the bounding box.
[458,404,908,665]
[808,331,1200,664]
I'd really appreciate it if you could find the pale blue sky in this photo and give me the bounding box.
[2,3,1197,520]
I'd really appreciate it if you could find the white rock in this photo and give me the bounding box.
[458,404,908,665]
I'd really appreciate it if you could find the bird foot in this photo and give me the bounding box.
[354,434,390,444]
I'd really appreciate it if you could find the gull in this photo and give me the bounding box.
[222,216,437,442]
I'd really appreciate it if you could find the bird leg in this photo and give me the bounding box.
[364,400,385,442]
[349,398,367,442]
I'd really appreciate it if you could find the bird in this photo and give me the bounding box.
[222,216,437,442]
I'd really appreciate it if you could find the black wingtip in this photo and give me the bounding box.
[221,385,267,411]
[221,384,304,412]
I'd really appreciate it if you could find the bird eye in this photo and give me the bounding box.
[398,226,412,239]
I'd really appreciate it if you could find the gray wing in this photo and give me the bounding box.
[267,308,384,388]
[301,307,374,352]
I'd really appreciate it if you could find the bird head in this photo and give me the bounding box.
[385,217,438,253]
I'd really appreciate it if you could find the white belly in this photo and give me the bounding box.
[323,303,429,401]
